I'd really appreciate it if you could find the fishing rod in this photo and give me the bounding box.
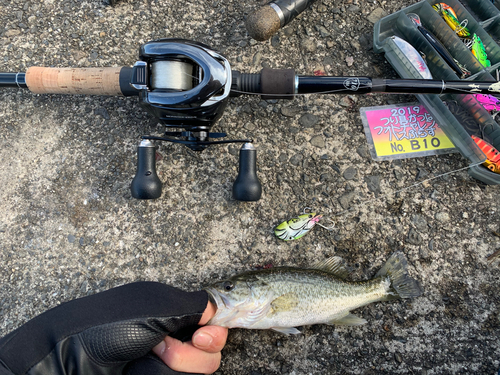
[1,39,499,201]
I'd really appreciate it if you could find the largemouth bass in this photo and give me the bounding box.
[206,252,422,334]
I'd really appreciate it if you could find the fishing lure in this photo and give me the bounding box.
[476,94,500,112]
[407,13,469,78]
[471,135,500,173]
[433,3,471,39]
[391,35,432,79]
[438,2,458,18]
[274,209,334,241]
[468,34,491,68]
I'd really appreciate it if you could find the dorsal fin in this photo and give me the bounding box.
[310,256,351,279]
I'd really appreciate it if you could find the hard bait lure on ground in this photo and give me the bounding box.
[206,252,422,334]
[274,211,334,241]
[472,135,500,173]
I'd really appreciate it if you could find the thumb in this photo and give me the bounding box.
[192,326,228,353]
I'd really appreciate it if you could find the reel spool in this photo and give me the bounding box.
[129,39,261,201]
[150,60,199,91]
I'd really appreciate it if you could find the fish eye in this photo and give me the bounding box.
[222,281,234,291]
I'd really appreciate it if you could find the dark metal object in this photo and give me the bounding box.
[232,143,262,201]
[0,73,27,88]
[131,39,232,135]
[407,13,467,78]
[131,140,162,200]
[129,39,262,200]
[270,0,318,28]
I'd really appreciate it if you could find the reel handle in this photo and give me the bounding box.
[131,140,162,199]
[232,143,262,201]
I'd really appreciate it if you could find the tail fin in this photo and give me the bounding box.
[376,252,423,299]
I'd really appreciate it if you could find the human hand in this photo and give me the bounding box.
[0,282,227,375]
[152,301,228,374]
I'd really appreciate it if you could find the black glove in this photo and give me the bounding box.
[0,282,208,375]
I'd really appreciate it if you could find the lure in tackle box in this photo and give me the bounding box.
[472,135,500,173]
[433,3,471,38]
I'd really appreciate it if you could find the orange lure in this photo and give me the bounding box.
[471,135,500,173]
[439,3,458,19]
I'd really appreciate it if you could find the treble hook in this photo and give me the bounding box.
[303,207,335,231]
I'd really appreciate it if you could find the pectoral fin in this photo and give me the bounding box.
[329,313,367,326]
[270,292,299,313]
[271,327,302,335]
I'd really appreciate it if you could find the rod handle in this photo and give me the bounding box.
[25,66,135,96]
[231,68,295,99]
[246,0,317,41]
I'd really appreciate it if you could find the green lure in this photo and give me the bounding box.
[274,213,323,241]
[470,34,491,68]
[433,3,471,39]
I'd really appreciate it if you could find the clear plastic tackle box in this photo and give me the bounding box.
[373,0,500,184]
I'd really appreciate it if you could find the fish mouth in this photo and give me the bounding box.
[204,287,237,327]
[205,288,229,310]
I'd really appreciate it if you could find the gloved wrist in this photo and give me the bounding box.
[0,282,208,375]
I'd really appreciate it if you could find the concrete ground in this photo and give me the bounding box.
[0,0,499,374]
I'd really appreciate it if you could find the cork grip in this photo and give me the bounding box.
[25,67,124,96]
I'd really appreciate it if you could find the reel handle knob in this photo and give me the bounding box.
[131,140,162,199]
[232,143,262,201]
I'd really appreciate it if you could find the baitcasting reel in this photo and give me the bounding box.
[3,38,499,198]
[128,39,262,201]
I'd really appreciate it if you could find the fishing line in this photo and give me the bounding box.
[333,161,484,217]
[152,61,196,91]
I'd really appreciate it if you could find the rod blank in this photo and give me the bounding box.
[0,73,27,88]
[296,76,500,97]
